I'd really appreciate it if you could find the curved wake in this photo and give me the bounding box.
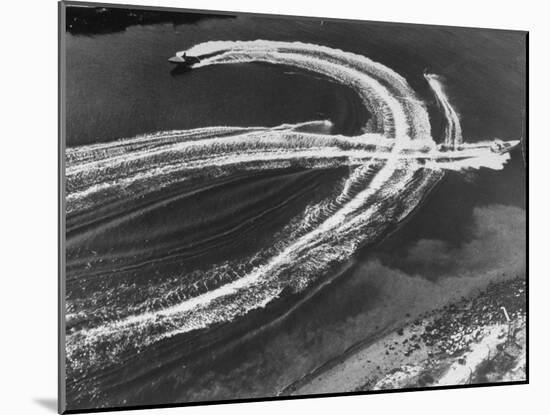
[65,40,511,386]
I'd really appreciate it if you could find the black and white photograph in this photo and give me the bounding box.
[59,1,527,412]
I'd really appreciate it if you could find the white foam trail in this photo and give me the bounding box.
[65,41,516,374]
[424,73,463,150]
[188,40,430,142]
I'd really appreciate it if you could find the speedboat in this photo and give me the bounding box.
[490,138,521,154]
[168,52,201,67]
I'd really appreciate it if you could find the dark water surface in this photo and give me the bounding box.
[65,13,526,409]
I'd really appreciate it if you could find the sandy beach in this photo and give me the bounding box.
[282,276,526,395]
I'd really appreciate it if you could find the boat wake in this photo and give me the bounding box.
[64,40,516,390]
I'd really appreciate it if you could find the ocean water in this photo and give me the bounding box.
[64,14,526,409]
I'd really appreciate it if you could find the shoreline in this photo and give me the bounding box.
[66,6,235,35]
[283,276,526,395]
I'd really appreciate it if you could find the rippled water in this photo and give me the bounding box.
[64,14,526,410]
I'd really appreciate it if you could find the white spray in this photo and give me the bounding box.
[65,42,517,375]
[424,73,463,150]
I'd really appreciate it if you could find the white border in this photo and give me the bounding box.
[2,0,546,414]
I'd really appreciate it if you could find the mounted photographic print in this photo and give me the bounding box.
[58,1,528,413]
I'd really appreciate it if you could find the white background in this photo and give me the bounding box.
[1,0,546,413]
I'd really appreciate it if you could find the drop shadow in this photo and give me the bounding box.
[34,398,57,413]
